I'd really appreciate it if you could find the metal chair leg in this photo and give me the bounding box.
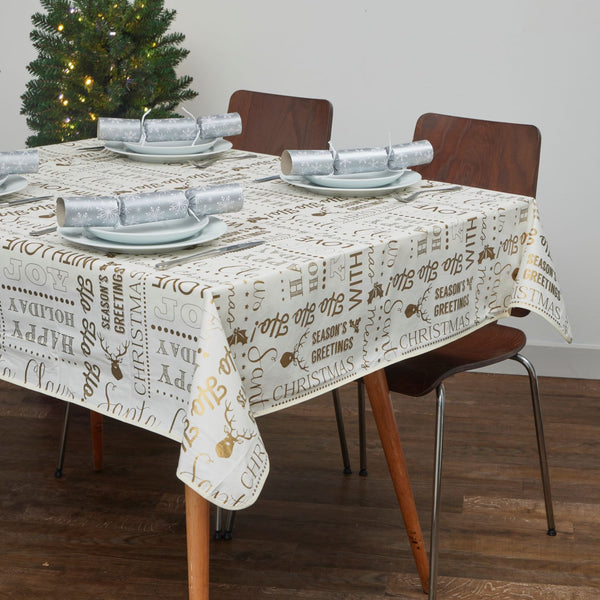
[511,353,556,535]
[224,509,236,540]
[215,507,236,540]
[55,403,71,478]
[215,506,224,539]
[428,384,446,600]
[332,388,352,474]
[358,380,368,476]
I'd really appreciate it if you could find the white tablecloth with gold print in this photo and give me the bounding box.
[0,140,571,510]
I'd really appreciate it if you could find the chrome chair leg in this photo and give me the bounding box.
[55,403,71,478]
[428,383,446,600]
[357,380,368,476]
[511,353,556,535]
[215,506,224,539]
[215,507,236,540]
[224,509,236,540]
[332,388,352,474]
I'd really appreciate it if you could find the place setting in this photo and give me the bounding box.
[51,183,244,254]
[97,110,242,163]
[275,139,433,197]
[0,148,39,198]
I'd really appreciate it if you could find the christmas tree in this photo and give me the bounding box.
[21,0,198,147]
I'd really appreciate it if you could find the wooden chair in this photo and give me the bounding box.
[353,113,555,600]
[226,89,334,156]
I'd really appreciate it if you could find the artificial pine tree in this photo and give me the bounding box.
[21,0,198,147]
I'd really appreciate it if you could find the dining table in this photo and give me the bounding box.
[0,138,571,599]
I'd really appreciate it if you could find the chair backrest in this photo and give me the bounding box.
[412,113,541,198]
[226,89,334,156]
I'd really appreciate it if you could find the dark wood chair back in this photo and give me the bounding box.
[412,112,541,198]
[226,89,334,156]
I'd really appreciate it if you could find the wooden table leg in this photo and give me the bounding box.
[363,369,430,594]
[185,485,210,600]
[89,411,104,471]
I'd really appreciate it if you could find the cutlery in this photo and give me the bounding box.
[253,175,280,182]
[30,225,57,236]
[191,153,258,169]
[394,185,462,203]
[155,240,265,270]
[7,195,53,207]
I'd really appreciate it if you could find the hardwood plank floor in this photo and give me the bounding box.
[0,373,598,599]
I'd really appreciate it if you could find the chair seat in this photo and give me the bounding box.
[384,323,527,398]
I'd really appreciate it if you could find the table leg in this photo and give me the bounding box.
[89,411,104,471]
[185,485,211,600]
[362,369,430,594]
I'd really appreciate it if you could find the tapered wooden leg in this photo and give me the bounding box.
[185,486,210,600]
[363,369,430,594]
[89,411,104,471]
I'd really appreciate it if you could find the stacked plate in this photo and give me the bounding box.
[280,169,422,197]
[58,215,227,254]
[104,138,233,163]
[0,175,29,197]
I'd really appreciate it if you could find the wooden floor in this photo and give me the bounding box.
[0,372,599,599]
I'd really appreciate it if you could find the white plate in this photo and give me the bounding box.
[87,215,210,245]
[0,175,28,197]
[306,169,406,189]
[105,139,233,163]
[281,169,422,197]
[59,216,227,254]
[123,138,218,156]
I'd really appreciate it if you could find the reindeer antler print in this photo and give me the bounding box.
[404,286,432,323]
[215,401,256,459]
[98,334,130,380]
[279,330,309,371]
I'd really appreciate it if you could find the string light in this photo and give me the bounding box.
[84,77,93,86]
[57,24,64,31]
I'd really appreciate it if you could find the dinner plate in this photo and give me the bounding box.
[104,139,233,163]
[87,215,210,245]
[0,175,28,197]
[58,216,227,254]
[281,169,422,197]
[123,138,218,156]
[306,169,406,189]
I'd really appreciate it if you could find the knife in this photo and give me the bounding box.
[30,225,58,236]
[155,240,265,270]
[8,195,53,206]
[253,175,280,182]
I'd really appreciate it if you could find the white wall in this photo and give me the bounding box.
[1,0,598,378]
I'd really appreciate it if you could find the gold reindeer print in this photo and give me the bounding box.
[215,401,256,459]
[405,286,432,323]
[279,330,309,371]
[98,335,130,380]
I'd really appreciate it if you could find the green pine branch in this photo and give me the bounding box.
[21,0,198,147]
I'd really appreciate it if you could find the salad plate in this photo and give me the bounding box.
[123,138,218,156]
[87,215,210,245]
[0,175,28,197]
[306,169,406,189]
[104,139,233,163]
[59,216,227,254]
[281,169,422,198]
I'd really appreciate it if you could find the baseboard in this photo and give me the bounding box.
[475,342,599,379]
